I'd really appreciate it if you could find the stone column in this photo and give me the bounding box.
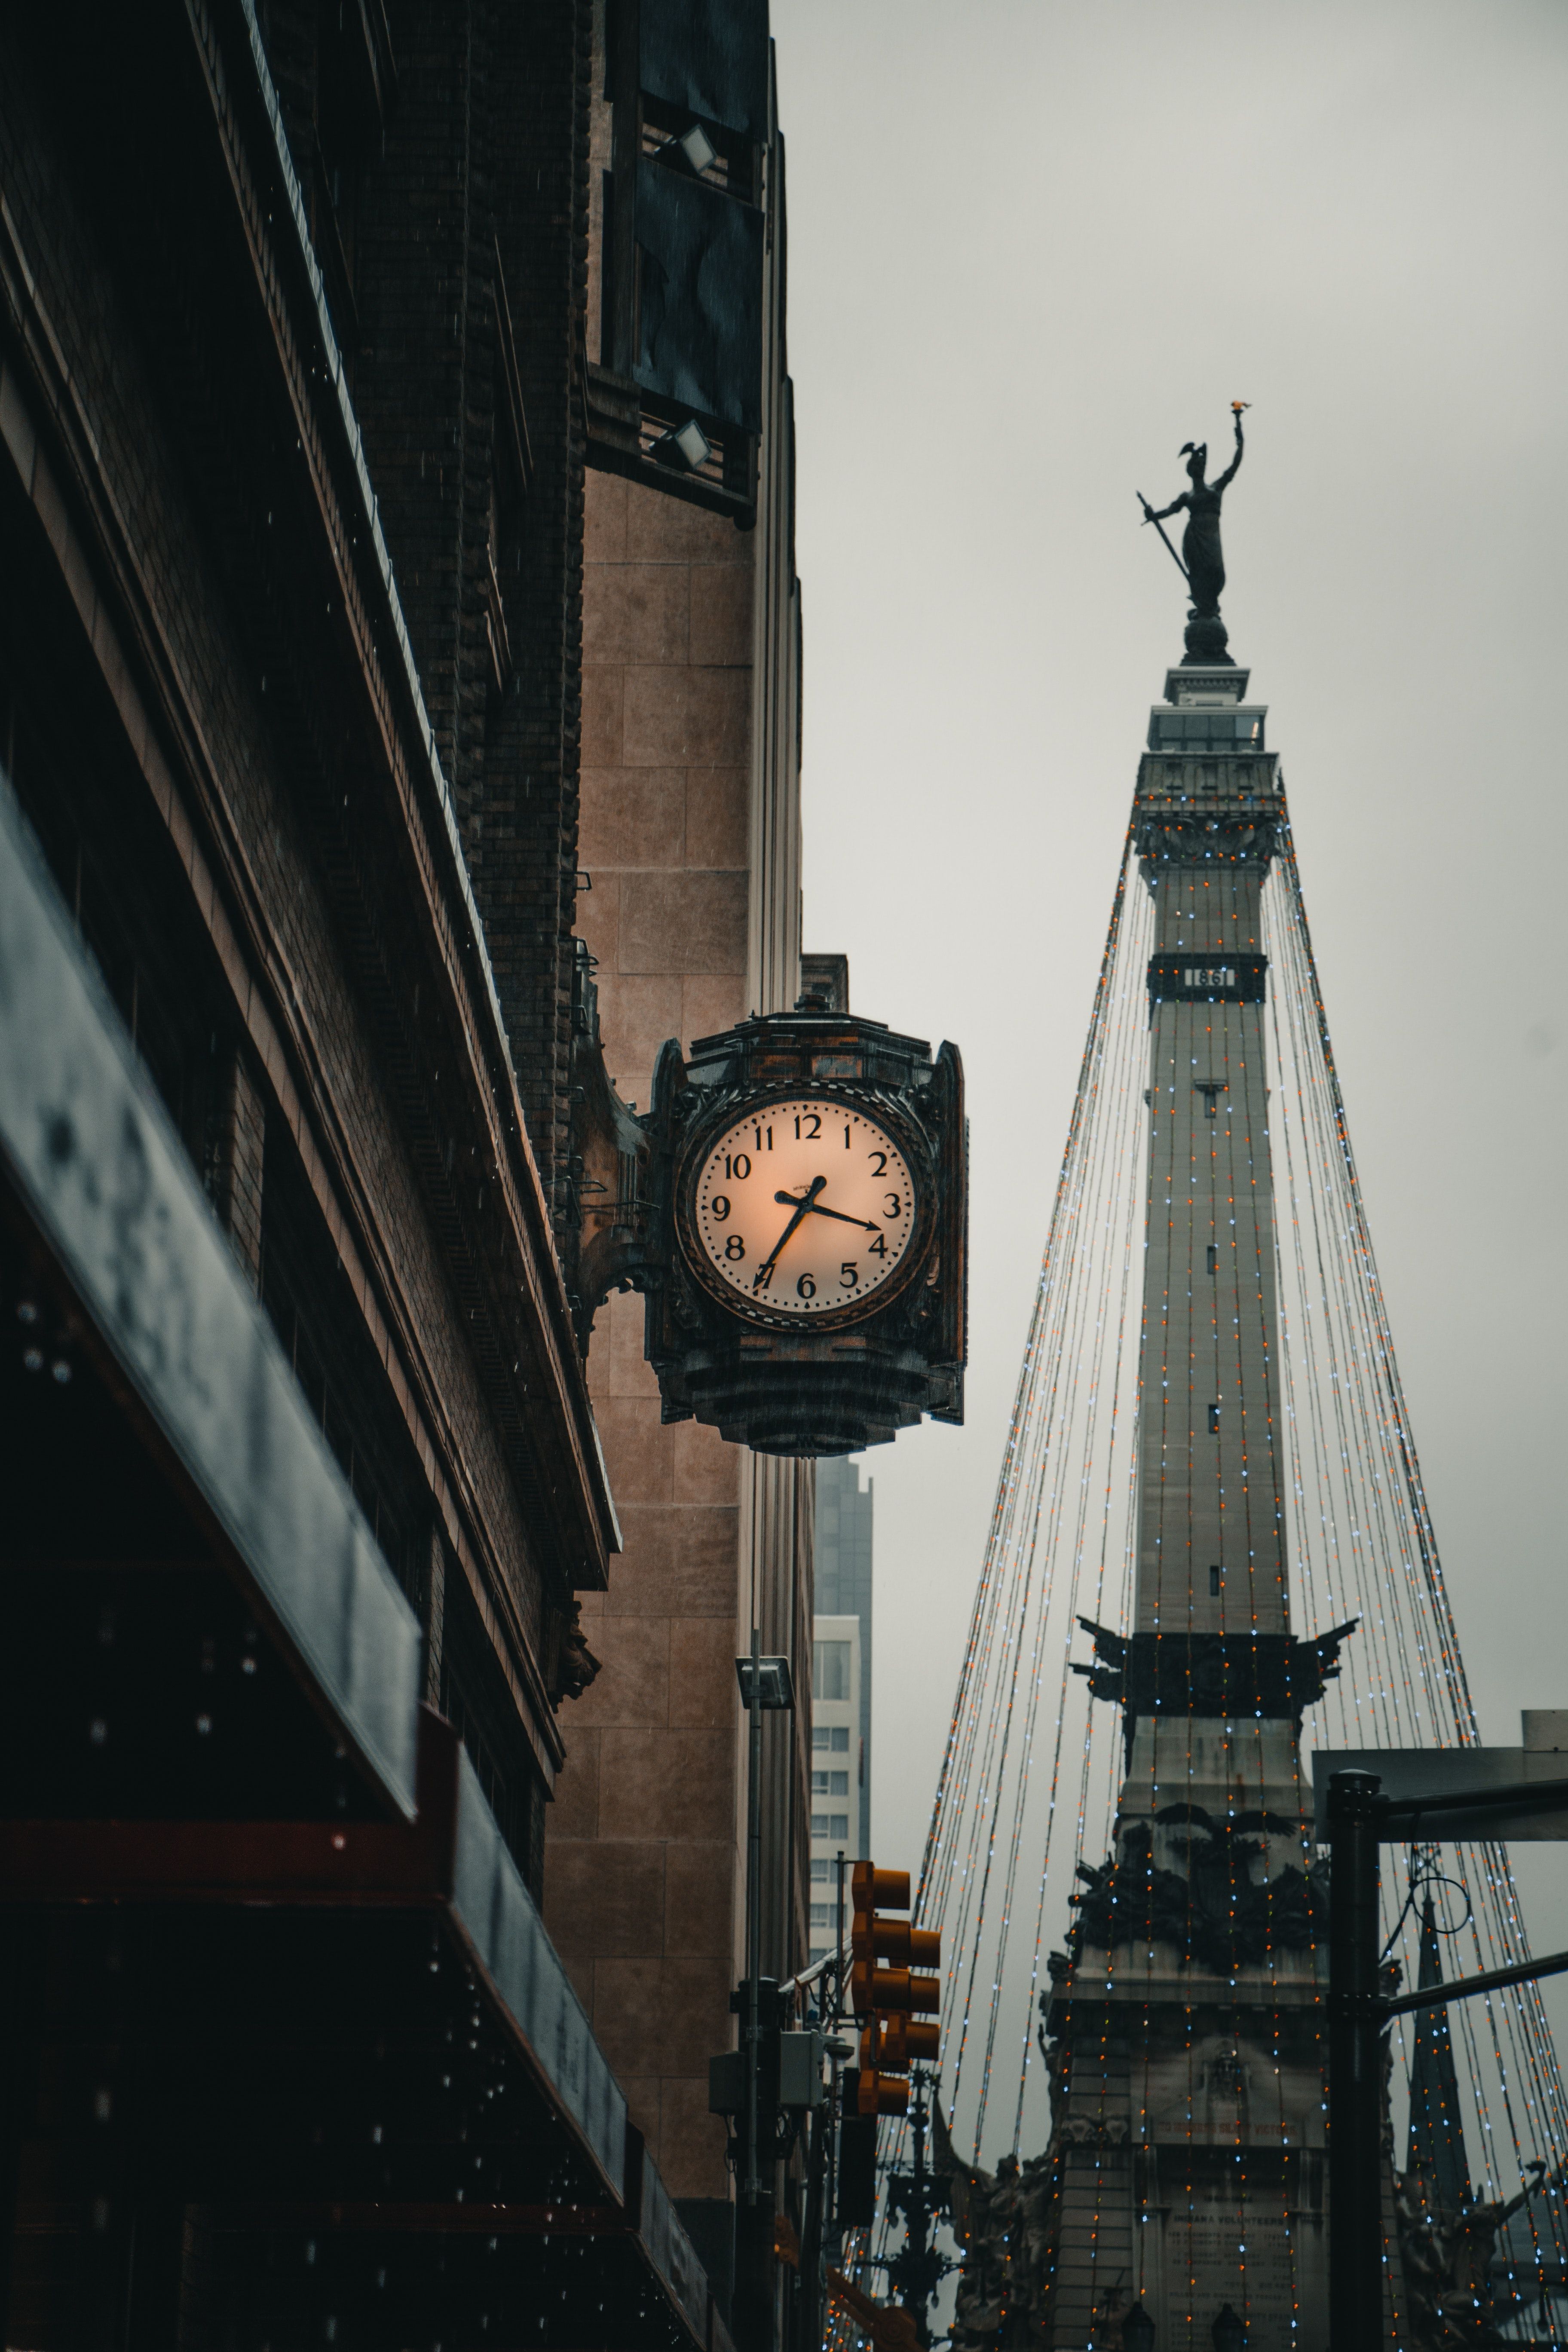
[1044,669,1334,2352]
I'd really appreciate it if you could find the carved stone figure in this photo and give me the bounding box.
[1065,1813,1326,1976]
[933,2104,1055,2352]
[1392,2160,1549,2348]
[1144,413,1244,621]
[554,1600,603,1705]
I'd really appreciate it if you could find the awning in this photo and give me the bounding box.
[0,777,725,2350]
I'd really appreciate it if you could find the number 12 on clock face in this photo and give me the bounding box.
[689,1099,919,1318]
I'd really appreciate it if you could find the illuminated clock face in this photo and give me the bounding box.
[687,1101,920,1318]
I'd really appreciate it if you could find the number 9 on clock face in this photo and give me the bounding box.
[688,1101,919,1317]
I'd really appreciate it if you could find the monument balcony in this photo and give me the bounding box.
[1134,748,1281,805]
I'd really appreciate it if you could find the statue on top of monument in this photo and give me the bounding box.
[1139,404,1248,664]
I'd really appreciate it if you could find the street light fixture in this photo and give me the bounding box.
[1123,2300,1157,2352]
[735,1655,794,1711]
[649,417,712,473]
[1211,2304,1247,2352]
[677,122,717,174]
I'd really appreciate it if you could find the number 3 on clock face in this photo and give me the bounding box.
[687,1101,919,1317]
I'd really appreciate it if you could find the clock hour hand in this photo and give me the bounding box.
[774,1190,879,1234]
[753,1174,826,1283]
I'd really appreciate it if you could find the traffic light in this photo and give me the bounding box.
[849,1862,941,2115]
[837,2073,879,2225]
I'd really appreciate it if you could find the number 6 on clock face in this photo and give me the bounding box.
[685,1100,920,1319]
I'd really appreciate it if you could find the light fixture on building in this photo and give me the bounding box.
[649,416,712,473]
[735,1655,795,1711]
[677,121,717,174]
[1211,2306,1246,2352]
[1123,2304,1156,2352]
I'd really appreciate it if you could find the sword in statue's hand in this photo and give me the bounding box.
[1137,491,1190,585]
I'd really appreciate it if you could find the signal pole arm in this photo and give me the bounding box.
[827,2270,923,2352]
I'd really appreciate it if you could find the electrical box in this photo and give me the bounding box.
[777,2030,824,2112]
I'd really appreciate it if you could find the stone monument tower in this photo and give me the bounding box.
[1034,654,1354,2349]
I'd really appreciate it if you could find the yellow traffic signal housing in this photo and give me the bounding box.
[848,1961,941,2018]
[851,1863,909,1914]
[857,2068,910,2117]
[859,2014,940,2072]
[847,1860,943,2113]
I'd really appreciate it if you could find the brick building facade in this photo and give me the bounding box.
[0,0,811,2343]
[544,25,815,2286]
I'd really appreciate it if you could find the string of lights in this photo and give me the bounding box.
[838,781,1568,2352]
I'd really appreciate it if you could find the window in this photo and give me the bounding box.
[830,1814,848,1839]
[814,1641,851,1702]
[260,1133,424,1611]
[830,1771,848,1796]
[831,1726,848,1752]
[1208,1403,1221,1434]
[811,1814,828,1837]
[440,1573,545,1896]
[810,1903,834,1929]
[812,1770,831,1795]
[811,1858,833,1882]
[1210,1565,1221,1596]
[812,1725,851,1752]
[1147,710,1265,755]
[1207,1244,1218,1275]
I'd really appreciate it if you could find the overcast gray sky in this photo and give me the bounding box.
[771,0,1568,2052]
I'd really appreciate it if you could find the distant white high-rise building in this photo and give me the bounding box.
[809,1457,873,1962]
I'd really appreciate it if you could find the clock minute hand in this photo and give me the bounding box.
[754,1174,827,1282]
[774,1191,879,1234]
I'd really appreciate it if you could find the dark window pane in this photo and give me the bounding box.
[640,0,768,140]
[635,160,763,431]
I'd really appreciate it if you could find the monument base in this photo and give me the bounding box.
[1182,609,1233,665]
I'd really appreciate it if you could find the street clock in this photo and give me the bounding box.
[637,1011,967,1457]
[685,1099,922,1324]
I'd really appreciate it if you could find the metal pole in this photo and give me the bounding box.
[1328,1768,1384,2352]
[1383,1942,1568,2019]
[746,1623,763,2201]
[906,2070,930,2346]
[731,1629,776,2352]
[825,2045,841,2273]
[834,1847,846,2029]
[799,2047,827,2352]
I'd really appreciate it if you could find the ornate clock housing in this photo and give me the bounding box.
[684,1098,923,1325]
[638,1009,968,1457]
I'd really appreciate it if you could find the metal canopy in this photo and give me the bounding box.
[0,774,421,1816]
[0,774,670,2288]
[1311,1742,1568,1842]
[453,1745,627,2189]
